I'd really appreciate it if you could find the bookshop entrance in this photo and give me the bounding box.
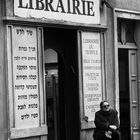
[44,27,80,140]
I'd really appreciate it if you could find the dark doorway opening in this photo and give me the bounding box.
[44,27,80,140]
[118,49,131,140]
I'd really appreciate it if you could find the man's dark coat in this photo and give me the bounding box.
[93,109,121,140]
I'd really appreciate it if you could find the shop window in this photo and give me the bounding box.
[117,19,135,44]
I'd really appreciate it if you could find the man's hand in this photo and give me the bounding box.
[109,125,117,130]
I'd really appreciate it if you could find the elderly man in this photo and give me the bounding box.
[93,100,121,140]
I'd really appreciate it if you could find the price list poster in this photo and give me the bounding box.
[12,26,39,129]
[81,32,102,121]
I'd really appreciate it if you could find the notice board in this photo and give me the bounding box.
[81,32,102,122]
[7,25,47,139]
[12,27,39,128]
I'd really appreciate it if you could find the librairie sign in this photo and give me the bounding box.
[14,0,100,24]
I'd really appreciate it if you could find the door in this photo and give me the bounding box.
[119,49,140,140]
[44,49,66,140]
[45,74,58,140]
[129,50,139,140]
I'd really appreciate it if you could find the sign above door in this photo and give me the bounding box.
[14,0,100,24]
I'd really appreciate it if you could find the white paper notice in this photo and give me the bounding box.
[12,26,39,129]
[81,32,102,121]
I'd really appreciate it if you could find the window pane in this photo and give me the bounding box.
[117,19,135,43]
[117,19,122,43]
[125,20,135,43]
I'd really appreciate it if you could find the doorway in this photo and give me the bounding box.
[118,49,139,140]
[118,49,131,140]
[117,18,140,140]
[44,27,80,140]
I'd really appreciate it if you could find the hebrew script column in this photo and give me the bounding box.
[12,27,40,129]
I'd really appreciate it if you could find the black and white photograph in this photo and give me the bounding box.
[0,0,140,140]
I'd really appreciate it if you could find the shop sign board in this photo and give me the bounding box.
[14,0,100,24]
[12,26,40,129]
[81,32,102,121]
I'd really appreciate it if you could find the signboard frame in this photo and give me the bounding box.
[6,25,47,139]
[78,31,106,129]
[13,0,100,25]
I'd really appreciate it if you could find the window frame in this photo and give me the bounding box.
[6,25,47,139]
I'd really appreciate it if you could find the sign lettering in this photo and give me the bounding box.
[12,26,40,129]
[14,0,100,24]
[81,32,102,121]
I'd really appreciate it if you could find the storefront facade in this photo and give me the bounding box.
[0,0,140,140]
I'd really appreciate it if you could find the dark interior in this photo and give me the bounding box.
[118,49,131,140]
[44,27,80,140]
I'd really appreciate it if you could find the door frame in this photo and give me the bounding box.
[114,9,140,140]
[118,49,139,140]
[43,27,81,140]
[114,8,140,111]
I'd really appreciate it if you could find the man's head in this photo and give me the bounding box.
[100,100,110,112]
